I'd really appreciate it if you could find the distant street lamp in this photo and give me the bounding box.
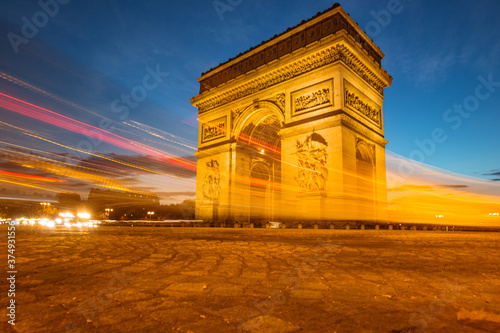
[105,208,113,220]
[39,202,53,217]
[147,211,155,220]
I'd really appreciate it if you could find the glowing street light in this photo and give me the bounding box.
[147,211,155,220]
[105,208,113,219]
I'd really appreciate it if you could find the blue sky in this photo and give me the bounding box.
[0,0,499,202]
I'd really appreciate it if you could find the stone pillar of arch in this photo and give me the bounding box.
[191,4,392,224]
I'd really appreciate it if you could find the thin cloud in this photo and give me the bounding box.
[484,170,500,177]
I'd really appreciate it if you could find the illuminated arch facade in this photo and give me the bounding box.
[191,4,392,224]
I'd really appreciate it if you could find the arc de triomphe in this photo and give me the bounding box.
[191,4,392,225]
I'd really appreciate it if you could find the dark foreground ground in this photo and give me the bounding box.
[1,226,499,333]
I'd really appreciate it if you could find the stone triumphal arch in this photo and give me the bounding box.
[191,4,392,224]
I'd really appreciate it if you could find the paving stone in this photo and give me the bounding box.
[300,282,330,290]
[160,282,208,296]
[240,315,301,333]
[3,226,500,333]
[211,285,244,296]
[289,289,325,299]
[180,270,208,276]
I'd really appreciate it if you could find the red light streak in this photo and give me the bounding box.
[0,92,196,171]
[0,170,66,182]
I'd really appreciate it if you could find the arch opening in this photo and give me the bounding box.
[236,109,282,223]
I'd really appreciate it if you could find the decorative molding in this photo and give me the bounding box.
[199,9,384,85]
[231,107,245,124]
[231,93,285,125]
[341,115,387,146]
[195,44,386,113]
[344,80,381,126]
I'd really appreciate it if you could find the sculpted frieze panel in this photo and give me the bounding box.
[344,81,381,126]
[292,80,332,116]
[201,116,227,143]
[295,132,329,192]
[202,159,220,201]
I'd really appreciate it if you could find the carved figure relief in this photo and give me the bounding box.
[271,92,286,111]
[232,108,245,123]
[295,133,329,191]
[345,89,380,124]
[294,88,330,112]
[202,160,220,201]
[201,116,227,143]
[291,80,333,116]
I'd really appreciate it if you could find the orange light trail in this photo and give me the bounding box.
[0,123,195,191]
[237,133,282,155]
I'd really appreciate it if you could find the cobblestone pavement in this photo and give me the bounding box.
[1,226,500,333]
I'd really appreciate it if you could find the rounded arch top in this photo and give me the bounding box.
[250,160,271,181]
[356,139,375,165]
[233,100,285,138]
[233,100,284,150]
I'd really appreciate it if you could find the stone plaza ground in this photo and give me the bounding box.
[1,225,500,332]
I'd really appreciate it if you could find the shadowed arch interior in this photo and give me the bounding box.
[239,113,281,151]
[237,110,282,223]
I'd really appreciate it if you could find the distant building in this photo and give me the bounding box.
[87,189,160,212]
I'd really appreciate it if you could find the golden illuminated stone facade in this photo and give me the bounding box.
[191,4,392,224]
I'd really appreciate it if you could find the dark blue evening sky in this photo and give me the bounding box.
[1,0,499,200]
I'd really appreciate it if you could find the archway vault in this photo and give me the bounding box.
[234,101,284,143]
[234,104,283,223]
